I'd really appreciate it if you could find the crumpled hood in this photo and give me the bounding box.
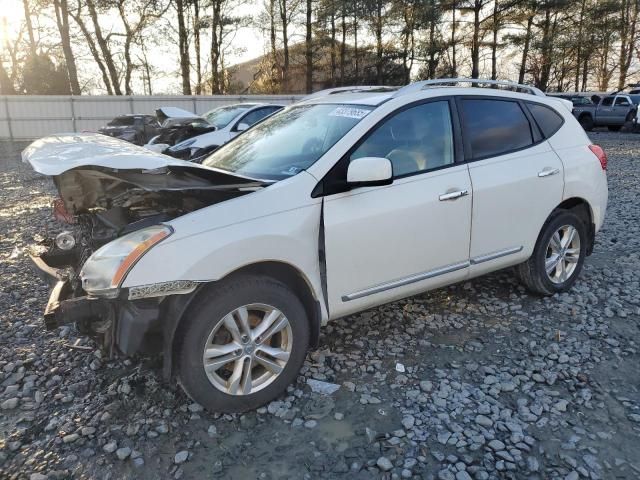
[156,106,200,124]
[22,133,267,213]
[22,133,233,176]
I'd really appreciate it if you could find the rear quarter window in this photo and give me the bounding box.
[460,99,533,159]
[526,102,564,138]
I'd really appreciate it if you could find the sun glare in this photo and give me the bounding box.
[0,2,24,50]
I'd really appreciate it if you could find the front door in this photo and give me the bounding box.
[322,100,473,318]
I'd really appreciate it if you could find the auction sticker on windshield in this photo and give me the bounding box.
[329,106,371,119]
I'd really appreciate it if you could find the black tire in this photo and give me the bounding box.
[578,114,594,131]
[607,125,621,132]
[175,274,310,413]
[621,120,634,133]
[516,210,588,296]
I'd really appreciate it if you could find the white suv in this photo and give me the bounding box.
[25,79,608,413]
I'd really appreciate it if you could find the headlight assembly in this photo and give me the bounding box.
[80,225,172,297]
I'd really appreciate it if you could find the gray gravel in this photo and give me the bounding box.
[1,132,639,479]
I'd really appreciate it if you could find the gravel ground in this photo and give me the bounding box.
[0,132,639,480]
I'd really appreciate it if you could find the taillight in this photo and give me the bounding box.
[589,144,607,170]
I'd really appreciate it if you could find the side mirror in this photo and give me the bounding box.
[347,156,393,187]
[236,122,250,132]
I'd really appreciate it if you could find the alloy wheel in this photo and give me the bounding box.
[202,304,293,396]
[545,224,581,284]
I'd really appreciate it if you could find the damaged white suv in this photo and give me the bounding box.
[25,79,608,413]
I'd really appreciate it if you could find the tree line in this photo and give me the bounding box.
[0,0,638,95]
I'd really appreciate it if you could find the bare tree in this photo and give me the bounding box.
[84,0,122,94]
[22,0,37,56]
[53,0,81,94]
[175,0,192,94]
[68,2,114,94]
[114,0,169,95]
[305,0,313,92]
[617,0,639,90]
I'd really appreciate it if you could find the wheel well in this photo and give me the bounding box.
[554,197,594,254]
[578,112,592,120]
[161,261,322,380]
[228,262,321,349]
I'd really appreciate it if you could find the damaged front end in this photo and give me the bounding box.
[24,133,266,359]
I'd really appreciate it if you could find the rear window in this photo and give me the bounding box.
[526,102,564,138]
[461,99,533,159]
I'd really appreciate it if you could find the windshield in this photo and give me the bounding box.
[107,117,135,127]
[628,95,640,105]
[203,105,254,128]
[202,104,374,180]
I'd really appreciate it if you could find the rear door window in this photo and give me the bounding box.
[526,103,564,138]
[460,99,533,159]
[601,97,614,107]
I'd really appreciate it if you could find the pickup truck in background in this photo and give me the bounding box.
[567,93,640,131]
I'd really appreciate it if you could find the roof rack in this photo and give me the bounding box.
[392,78,545,98]
[301,85,399,101]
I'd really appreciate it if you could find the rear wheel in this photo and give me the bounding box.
[516,210,587,296]
[176,275,310,413]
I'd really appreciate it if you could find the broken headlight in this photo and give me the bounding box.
[80,225,172,297]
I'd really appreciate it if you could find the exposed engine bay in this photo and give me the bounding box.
[31,165,264,296]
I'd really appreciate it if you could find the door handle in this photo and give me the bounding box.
[538,168,560,178]
[439,189,469,201]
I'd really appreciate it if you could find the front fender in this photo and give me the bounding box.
[121,172,324,313]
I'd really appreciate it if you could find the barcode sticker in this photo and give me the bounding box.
[329,107,370,119]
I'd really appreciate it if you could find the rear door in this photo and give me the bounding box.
[458,97,565,276]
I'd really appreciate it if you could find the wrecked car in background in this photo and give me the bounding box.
[164,103,284,162]
[145,118,216,151]
[98,114,161,145]
[98,107,203,147]
[144,107,216,151]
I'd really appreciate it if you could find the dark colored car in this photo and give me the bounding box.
[98,115,161,145]
[147,117,217,147]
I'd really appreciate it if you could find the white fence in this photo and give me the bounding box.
[0,95,302,140]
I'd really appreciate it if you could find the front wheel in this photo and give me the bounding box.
[516,210,587,296]
[176,275,310,413]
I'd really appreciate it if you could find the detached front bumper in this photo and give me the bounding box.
[29,253,113,331]
[29,253,161,356]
